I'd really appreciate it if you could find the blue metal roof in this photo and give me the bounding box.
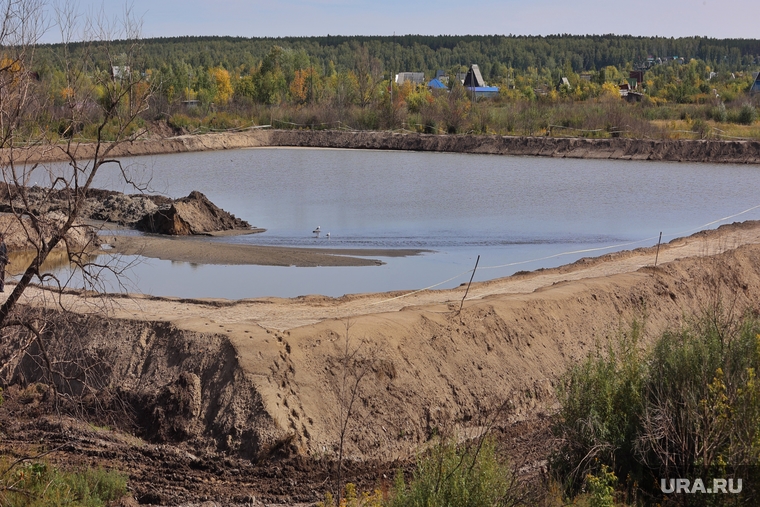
[427,78,447,89]
[465,86,500,98]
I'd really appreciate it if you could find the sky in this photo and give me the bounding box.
[41,0,759,43]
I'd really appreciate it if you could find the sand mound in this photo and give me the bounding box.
[136,191,251,235]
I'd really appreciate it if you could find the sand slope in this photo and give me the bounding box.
[5,222,760,461]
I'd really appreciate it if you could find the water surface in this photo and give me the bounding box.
[35,148,760,298]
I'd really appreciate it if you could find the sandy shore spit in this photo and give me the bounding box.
[101,233,427,267]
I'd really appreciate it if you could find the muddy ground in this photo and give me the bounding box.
[0,386,551,506]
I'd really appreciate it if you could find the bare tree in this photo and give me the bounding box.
[0,1,151,399]
[331,319,372,504]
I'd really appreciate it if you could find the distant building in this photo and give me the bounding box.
[629,70,644,87]
[751,72,760,94]
[111,66,130,80]
[395,72,425,86]
[557,77,571,91]
[463,64,499,98]
[463,64,486,87]
[427,78,447,90]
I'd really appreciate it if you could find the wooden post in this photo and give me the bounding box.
[459,255,480,313]
[654,231,662,269]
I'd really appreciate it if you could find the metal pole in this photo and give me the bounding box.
[654,231,662,269]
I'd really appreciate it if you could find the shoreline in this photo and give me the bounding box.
[6,129,760,164]
[101,233,428,267]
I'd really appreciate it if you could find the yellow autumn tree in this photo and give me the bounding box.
[210,67,232,104]
[290,68,308,104]
[601,81,620,98]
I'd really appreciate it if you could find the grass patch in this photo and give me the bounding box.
[0,458,127,507]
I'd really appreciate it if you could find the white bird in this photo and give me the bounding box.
[326,232,330,238]
[313,225,321,233]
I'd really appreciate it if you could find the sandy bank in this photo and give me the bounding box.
[102,233,426,267]
[7,220,760,463]
[8,129,760,164]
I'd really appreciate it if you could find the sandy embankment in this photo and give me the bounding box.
[8,128,760,165]
[7,220,760,464]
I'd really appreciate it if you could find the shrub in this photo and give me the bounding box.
[552,311,760,504]
[387,437,522,507]
[710,103,728,123]
[551,322,645,495]
[0,459,127,506]
[737,103,757,125]
[691,118,711,139]
[168,113,198,131]
[586,464,617,507]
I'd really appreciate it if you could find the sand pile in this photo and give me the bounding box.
[135,190,251,235]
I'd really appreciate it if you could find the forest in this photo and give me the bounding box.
[28,34,760,141]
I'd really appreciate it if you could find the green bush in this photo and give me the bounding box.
[387,437,521,507]
[551,322,645,494]
[0,459,127,507]
[552,311,760,504]
[168,113,201,131]
[586,464,617,507]
[737,104,757,125]
[710,103,728,123]
[638,312,760,483]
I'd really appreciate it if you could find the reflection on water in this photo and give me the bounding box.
[30,148,760,298]
[7,249,98,276]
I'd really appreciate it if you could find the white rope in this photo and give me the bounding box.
[478,236,660,271]
[368,267,475,305]
[663,202,760,240]
[367,201,760,306]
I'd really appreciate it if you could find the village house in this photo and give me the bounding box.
[463,64,499,98]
